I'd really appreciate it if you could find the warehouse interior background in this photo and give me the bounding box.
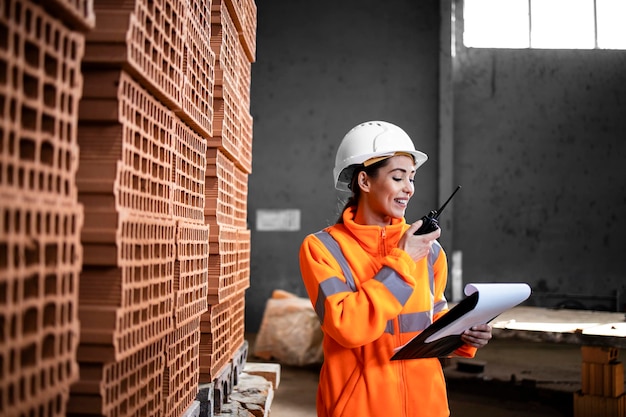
[245,0,626,333]
[1,0,624,415]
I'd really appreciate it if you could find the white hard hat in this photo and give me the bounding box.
[333,121,428,191]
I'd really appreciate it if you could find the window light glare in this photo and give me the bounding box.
[463,0,626,50]
[597,0,626,49]
[464,0,529,48]
[531,0,595,49]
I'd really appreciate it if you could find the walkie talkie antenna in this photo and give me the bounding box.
[414,184,462,235]
[432,185,462,219]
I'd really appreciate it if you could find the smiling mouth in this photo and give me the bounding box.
[395,198,408,206]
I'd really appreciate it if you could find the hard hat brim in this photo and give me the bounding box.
[334,150,428,191]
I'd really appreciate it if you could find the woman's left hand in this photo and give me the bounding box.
[461,324,492,349]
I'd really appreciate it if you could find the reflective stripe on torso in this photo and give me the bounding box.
[313,230,444,334]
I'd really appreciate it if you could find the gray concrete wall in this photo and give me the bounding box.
[247,0,442,331]
[246,0,626,332]
[453,48,626,311]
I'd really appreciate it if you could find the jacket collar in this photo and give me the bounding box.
[341,207,407,254]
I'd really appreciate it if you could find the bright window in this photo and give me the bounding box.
[463,0,626,49]
[596,0,626,49]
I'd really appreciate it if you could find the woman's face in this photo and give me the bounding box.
[357,155,416,226]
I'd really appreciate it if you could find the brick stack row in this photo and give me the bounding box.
[574,346,625,417]
[0,0,93,416]
[199,1,255,412]
[68,0,255,416]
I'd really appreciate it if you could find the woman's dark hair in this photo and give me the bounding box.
[336,158,390,224]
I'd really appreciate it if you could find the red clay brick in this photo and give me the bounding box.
[209,74,241,164]
[172,118,208,222]
[83,0,186,111]
[238,0,257,63]
[205,148,235,227]
[78,213,175,362]
[178,14,216,139]
[236,228,251,292]
[163,317,201,417]
[199,301,231,382]
[222,0,257,63]
[187,0,213,38]
[0,0,84,205]
[78,70,174,220]
[209,2,242,163]
[0,199,82,417]
[233,164,248,228]
[69,339,165,416]
[239,110,253,174]
[205,219,238,305]
[35,0,96,31]
[210,2,240,91]
[174,220,209,328]
[229,289,246,358]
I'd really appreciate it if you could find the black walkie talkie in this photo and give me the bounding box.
[414,185,462,235]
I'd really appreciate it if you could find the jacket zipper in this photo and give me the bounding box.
[398,321,408,416]
[380,228,387,256]
[383,226,408,415]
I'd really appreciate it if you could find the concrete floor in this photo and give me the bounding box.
[250,337,626,417]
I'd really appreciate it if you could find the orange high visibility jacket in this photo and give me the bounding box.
[299,207,476,417]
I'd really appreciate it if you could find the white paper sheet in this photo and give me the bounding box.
[424,283,532,343]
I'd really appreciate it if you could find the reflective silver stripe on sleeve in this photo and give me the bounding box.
[315,277,353,323]
[314,231,356,291]
[399,311,432,333]
[428,241,448,314]
[385,320,395,335]
[384,311,432,335]
[427,241,441,298]
[434,298,448,314]
[374,266,413,307]
[384,241,442,335]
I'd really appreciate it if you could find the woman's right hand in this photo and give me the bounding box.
[399,220,441,261]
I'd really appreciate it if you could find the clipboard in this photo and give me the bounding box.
[391,283,531,360]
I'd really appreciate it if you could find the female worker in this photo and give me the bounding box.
[299,121,492,417]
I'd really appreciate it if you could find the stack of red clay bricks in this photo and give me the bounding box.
[200,1,255,412]
[0,0,256,415]
[0,0,93,415]
[72,0,256,415]
[574,345,625,417]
